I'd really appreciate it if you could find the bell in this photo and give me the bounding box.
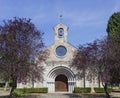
[59,32,63,36]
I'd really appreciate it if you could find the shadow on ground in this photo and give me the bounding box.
[64,93,120,98]
[0,93,120,98]
[0,96,8,98]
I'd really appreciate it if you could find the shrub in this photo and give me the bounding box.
[13,89,25,98]
[74,87,91,93]
[94,88,112,93]
[25,87,48,93]
[15,87,48,94]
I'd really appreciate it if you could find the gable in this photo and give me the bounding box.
[46,42,78,62]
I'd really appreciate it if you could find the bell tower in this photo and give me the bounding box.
[54,23,68,43]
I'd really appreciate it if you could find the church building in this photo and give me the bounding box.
[17,23,98,93]
[43,23,78,92]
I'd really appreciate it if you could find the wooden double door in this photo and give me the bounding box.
[55,74,68,91]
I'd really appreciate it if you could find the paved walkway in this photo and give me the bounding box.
[0,91,81,98]
[26,92,120,98]
[0,91,9,96]
[27,93,81,98]
[0,91,120,98]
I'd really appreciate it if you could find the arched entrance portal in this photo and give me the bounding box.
[47,66,76,92]
[55,74,68,91]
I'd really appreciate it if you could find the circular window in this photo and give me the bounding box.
[56,45,67,56]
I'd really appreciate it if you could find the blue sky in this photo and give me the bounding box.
[0,0,120,47]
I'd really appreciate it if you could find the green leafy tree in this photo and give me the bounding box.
[107,12,120,36]
[106,12,120,86]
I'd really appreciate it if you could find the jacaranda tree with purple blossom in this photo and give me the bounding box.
[0,17,48,98]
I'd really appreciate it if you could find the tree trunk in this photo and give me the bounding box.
[102,82,111,98]
[83,75,85,88]
[8,77,17,98]
[4,81,9,91]
[83,68,86,88]
[32,77,34,88]
[98,74,101,88]
[91,81,95,93]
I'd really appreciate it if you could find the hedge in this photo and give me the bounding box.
[94,88,112,93]
[74,87,91,93]
[13,89,25,97]
[15,87,48,93]
[12,88,48,97]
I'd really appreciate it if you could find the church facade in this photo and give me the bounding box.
[43,23,78,92]
[17,23,98,93]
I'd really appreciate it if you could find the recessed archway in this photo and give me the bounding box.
[47,66,76,92]
[55,74,68,91]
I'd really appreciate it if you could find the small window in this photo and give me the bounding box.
[58,28,64,38]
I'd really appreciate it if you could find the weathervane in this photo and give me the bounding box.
[59,14,63,23]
